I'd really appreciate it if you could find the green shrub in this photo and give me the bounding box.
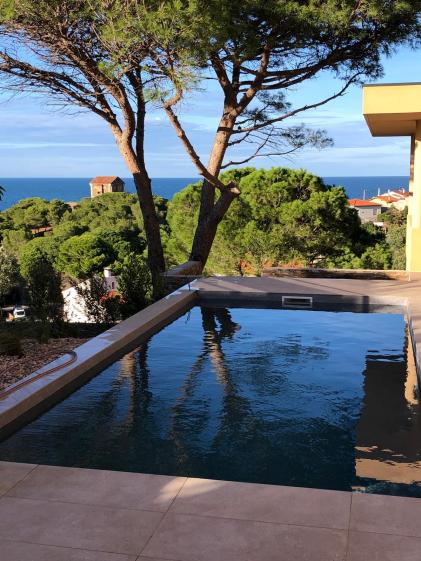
[0,333,22,356]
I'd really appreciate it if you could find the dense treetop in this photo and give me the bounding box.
[167,167,401,273]
[0,192,160,278]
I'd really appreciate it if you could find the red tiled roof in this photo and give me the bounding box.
[90,176,122,184]
[348,199,382,207]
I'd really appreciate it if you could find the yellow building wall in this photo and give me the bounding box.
[363,85,421,271]
[406,122,421,271]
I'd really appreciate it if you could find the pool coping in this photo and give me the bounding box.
[1,274,421,438]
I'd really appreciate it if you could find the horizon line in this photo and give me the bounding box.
[0,175,411,179]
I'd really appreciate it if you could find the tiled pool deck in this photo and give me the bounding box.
[3,275,421,560]
[2,461,421,561]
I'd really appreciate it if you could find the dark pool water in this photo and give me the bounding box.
[1,306,420,495]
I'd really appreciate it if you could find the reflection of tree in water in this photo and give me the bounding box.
[84,340,166,471]
[201,307,240,390]
[116,341,155,424]
[168,307,251,473]
[168,306,333,480]
[355,332,421,491]
[90,343,150,430]
[169,307,240,401]
[55,309,244,473]
[55,306,331,474]
[63,341,155,470]
[241,332,330,396]
[136,341,153,410]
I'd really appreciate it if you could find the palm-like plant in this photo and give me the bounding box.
[0,186,4,201]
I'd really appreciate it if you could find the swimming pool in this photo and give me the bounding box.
[1,304,420,496]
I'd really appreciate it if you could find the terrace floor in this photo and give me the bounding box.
[2,460,421,561]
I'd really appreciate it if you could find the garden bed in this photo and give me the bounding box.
[0,337,89,391]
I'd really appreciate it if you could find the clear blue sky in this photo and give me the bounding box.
[1,44,420,178]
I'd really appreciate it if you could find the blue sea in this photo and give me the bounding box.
[0,176,410,211]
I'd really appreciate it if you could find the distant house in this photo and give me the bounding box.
[348,199,384,224]
[370,189,412,211]
[89,176,125,198]
[62,268,119,323]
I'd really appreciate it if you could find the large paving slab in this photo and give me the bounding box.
[347,531,421,561]
[194,275,420,299]
[0,496,163,555]
[0,539,137,561]
[7,464,186,511]
[350,493,421,537]
[171,477,351,529]
[143,512,348,561]
[0,461,36,497]
[138,558,175,561]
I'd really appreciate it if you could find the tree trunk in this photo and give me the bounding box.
[113,127,166,299]
[189,217,219,266]
[132,171,166,299]
[190,116,238,267]
[190,183,240,266]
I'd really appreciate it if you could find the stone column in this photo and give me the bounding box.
[406,121,421,271]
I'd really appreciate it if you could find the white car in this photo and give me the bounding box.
[13,307,26,320]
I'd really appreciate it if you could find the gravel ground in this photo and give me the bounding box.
[0,337,88,391]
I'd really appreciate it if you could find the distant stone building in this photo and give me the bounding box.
[348,199,384,224]
[90,176,125,198]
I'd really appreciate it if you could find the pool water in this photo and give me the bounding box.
[1,305,420,495]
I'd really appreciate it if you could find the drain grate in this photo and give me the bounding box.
[282,295,313,309]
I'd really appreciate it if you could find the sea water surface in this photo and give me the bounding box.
[0,177,196,210]
[0,176,410,210]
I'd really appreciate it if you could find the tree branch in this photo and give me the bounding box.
[0,51,116,123]
[127,69,146,166]
[210,52,235,104]
[231,75,359,135]
[220,147,300,169]
[162,100,231,192]
[229,44,271,119]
